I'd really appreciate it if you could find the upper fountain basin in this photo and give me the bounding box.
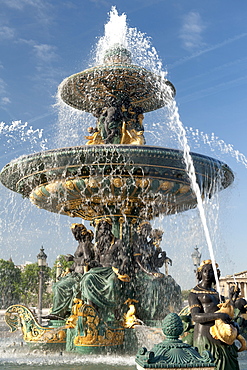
[59,63,175,114]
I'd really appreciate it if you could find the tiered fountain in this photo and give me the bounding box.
[0,18,234,355]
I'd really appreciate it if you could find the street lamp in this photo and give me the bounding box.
[56,256,63,281]
[37,246,47,324]
[191,246,201,274]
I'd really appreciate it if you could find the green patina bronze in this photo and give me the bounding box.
[135,313,216,369]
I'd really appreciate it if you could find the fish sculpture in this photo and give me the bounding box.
[210,299,247,352]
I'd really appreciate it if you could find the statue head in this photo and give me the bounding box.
[86,229,94,242]
[196,259,220,284]
[151,229,163,240]
[137,221,152,236]
[96,217,113,235]
[70,223,86,230]
[235,298,247,314]
[70,223,87,240]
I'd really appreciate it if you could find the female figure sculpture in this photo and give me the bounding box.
[188,260,241,370]
[48,224,95,319]
[67,223,96,273]
[79,218,130,320]
[133,222,168,276]
[132,221,181,321]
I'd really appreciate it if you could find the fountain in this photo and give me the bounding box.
[0,8,234,357]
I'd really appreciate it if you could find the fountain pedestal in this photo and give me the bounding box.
[135,313,216,369]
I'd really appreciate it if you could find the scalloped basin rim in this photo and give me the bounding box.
[0,144,231,167]
[0,145,234,194]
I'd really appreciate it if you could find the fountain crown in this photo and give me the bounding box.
[103,43,132,65]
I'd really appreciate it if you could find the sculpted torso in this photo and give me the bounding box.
[189,263,231,345]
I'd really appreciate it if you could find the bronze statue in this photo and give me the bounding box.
[150,229,172,274]
[68,223,96,273]
[133,220,153,276]
[94,218,129,273]
[132,221,181,321]
[85,126,103,145]
[86,103,146,146]
[85,103,123,145]
[234,297,247,339]
[133,222,169,277]
[79,218,130,318]
[103,105,123,144]
[47,224,96,319]
[120,106,145,145]
[188,259,244,370]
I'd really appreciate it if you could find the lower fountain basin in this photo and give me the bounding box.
[0,145,234,221]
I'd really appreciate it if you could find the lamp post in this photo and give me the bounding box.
[191,246,201,275]
[56,256,62,281]
[37,246,47,324]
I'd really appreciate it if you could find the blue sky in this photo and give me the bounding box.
[0,0,247,289]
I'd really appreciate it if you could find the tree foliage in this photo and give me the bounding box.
[50,255,74,282]
[181,289,191,301]
[20,263,52,307]
[0,259,21,308]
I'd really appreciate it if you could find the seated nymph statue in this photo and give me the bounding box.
[189,259,242,370]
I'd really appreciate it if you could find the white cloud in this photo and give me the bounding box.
[1,97,11,105]
[33,43,58,63]
[1,0,52,26]
[179,11,206,50]
[0,78,10,106]
[1,0,45,10]
[19,39,58,63]
[0,78,7,95]
[1,0,24,9]
[16,38,61,89]
[178,75,247,104]
[170,33,247,69]
[0,26,15,40]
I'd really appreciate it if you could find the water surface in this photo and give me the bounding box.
[1,329,247,370]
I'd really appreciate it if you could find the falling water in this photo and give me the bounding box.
[99,8,225,292]
[0,120,48,154]
[186,126,247,169]
[55,6,166,150]
[0,120,75,266]
[94,6,164,75]
[95,7,128,65]
[166,100,222,293]
[0,333,136,369]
